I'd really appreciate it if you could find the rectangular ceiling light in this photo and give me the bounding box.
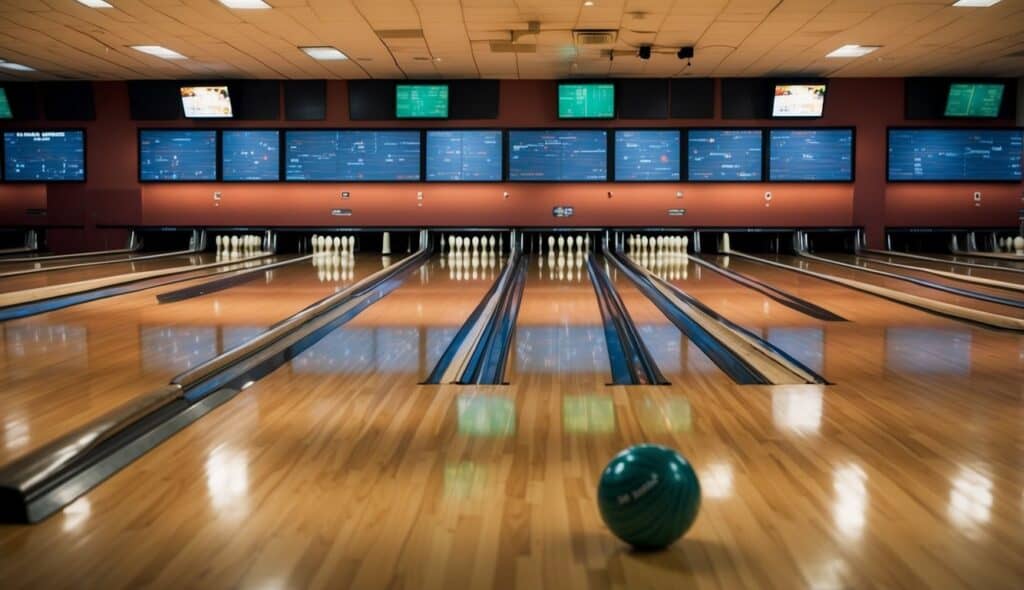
[300,46,348,61]
[0,61,36,72]
[826,44,881,58]
[77,0,114,7]
[131,45,187,60]
[952,0,1001,6]
[218,0,271,8]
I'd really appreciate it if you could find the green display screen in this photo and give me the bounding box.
[395,84,449,118]
[0,88,11,120]
[558,83,615,119]
[944,83,1004,118]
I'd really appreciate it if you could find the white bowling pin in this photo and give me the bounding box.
[471,236,480,253]
[382,231,392,255]
[331,236,339,252]
[584,234,591,252]
[440,234,446,254]
[1014,236,1024,255]
[557,236,565,253]
[488,235,496,253]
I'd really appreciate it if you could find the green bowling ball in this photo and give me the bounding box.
[597,444,701,550]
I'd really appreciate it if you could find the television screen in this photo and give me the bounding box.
[426,130,502,181]
[772,84,827,118]
[558,83,615,119]
[222,130,280,181]
[286,130,420,181]
[180,85,233,118]
[0,88,11,119]
[3,130,85,182]
[944,83,1004,118]
[508,130,607,181]
[687,129,762,181]
[769,129,854,182]
[396,84,449,119]
[614,130,680,181]
[139,129,217,181]
[887,128,1023,182]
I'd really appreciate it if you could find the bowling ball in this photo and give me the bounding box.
[596,444,701,550]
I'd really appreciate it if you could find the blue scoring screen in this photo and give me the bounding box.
[3,130,85,181]
[687,129,762,181]
[139,129,217,181]
[286,130,421,181]
[769,129,853,181]
[614,130,680,181]
[222,130,280,181]
[888,129,1023,182]
[508,130,607,181]
[426,130,502,181]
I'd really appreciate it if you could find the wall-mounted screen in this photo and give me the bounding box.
[887,128,1023,182]
[286,130,420,181]
[614,130,680,181]
[687,129,762,181]
[3,130,85,182]
[558,83,615,119]
[508,130,607,181]
[944,83,1004,118]
[0,88,11,119]
[771,84,827,118]
[769,129,854,182]
[221,130,280,181]
[396,84,449,119]
[426,130,502,182]
[139,129,217,181]
[180,85,233,118]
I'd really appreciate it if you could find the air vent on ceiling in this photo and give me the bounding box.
[489,41,537,54]
[376,29,424,39]
[573,30,617,46]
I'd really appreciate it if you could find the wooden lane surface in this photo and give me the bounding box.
[0,255,383,466]
[821,254,1024,299]
[858,252,1024,286]
[0,255,1022,588]
[931,252,1024,270]
[0,251,168,274]
[0,253,221,294]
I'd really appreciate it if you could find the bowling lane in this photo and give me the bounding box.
[930,252,1024,270]
[857,252,1024,285]
[822,253,1023,299]
[0,250,178,274]
[0,252,225,294]
[0,254,385,466]
[761,254,1024,319]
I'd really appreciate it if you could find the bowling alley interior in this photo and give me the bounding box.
[1,1,1023,588]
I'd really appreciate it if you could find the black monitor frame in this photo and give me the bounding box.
[2,128,87,184]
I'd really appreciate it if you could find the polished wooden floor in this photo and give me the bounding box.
[0,251,1022,589]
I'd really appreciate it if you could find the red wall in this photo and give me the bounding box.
[1,79,1021,251]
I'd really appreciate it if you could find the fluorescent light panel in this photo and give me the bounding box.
[0,61,36,71]
[77,0,113,7]
[131,45,186,60]
[300,46,348,61]
[826,44,881,58]
[952,0,1001,6]
[218,0,271,8]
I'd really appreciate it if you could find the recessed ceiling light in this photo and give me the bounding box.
[300,46,348,61]
[0,61,35,71]
[584,1,595,6]
[217,0,271,8]
[130,45,187,60]
[952,0,1001,6]
[76,0,113,7]
[826,44,881,58]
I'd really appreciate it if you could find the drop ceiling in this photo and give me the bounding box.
[0,0,1022,80]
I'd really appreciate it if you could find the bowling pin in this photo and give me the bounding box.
[382,231,392,255]
[557,235,565,254]
[1014,236,1024,255]
[488,235,496,254]
[471,236,480,254]
[440,234,446,254]
[547,235,555,255]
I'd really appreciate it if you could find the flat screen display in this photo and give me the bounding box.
[221,130,280,181]
[558,83,615,119]
[687,129,762,181]
[772,84,827,118]
[887,128,1023,182]
[396,84,449,119]
[769,129,853,182]
[508,130,607,181]
[944,83,1004,118]
[285,130,420,181]
[0,88,11,119]
[614,130,680,181]
[426,130,502,181]
[3,130,85,182]
[180,85,233,118]
[139,129,217,181]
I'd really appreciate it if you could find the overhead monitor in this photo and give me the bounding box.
[613,130,680,181]
[944,83,1004,118]
[0,88,11,119]
[3,130,85,182]
[285,130,420,181]
[396,84,449,119]
[139,129,217,181]
[180,85,233,118]
[558,83,615,119]
[887,128,1023,182]
[221,130,280,181]
[686,129,763,182]
[508,130,608,181]
[771,83,827,118]
[768,129,854,182]
[426,130,503,182]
